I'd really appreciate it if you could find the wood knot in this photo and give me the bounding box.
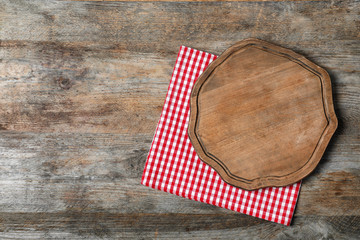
[58,77,72,90]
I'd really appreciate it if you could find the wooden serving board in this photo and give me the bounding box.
[188,39,337,190]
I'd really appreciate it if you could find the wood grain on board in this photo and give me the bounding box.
[188,38,337,190]
[0,0,359,239]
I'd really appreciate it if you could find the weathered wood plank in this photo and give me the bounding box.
[0,0,359,239]
[0,213,358,239]
[71,0,329,2]
[1,1,359,54]
[0,53,169,133]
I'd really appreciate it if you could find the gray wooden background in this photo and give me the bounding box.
[0,0,359,239]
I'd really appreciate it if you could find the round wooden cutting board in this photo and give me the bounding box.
[188,39,337,190]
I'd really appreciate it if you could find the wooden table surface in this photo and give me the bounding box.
[0,0,359,239]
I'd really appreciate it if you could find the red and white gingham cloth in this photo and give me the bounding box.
[141,46,301,225]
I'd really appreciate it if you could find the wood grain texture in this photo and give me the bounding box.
[0,0,359,239]
[188,38,337,190]
[71,0,328,2]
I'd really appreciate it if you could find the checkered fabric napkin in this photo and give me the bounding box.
[141,46,301,225]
